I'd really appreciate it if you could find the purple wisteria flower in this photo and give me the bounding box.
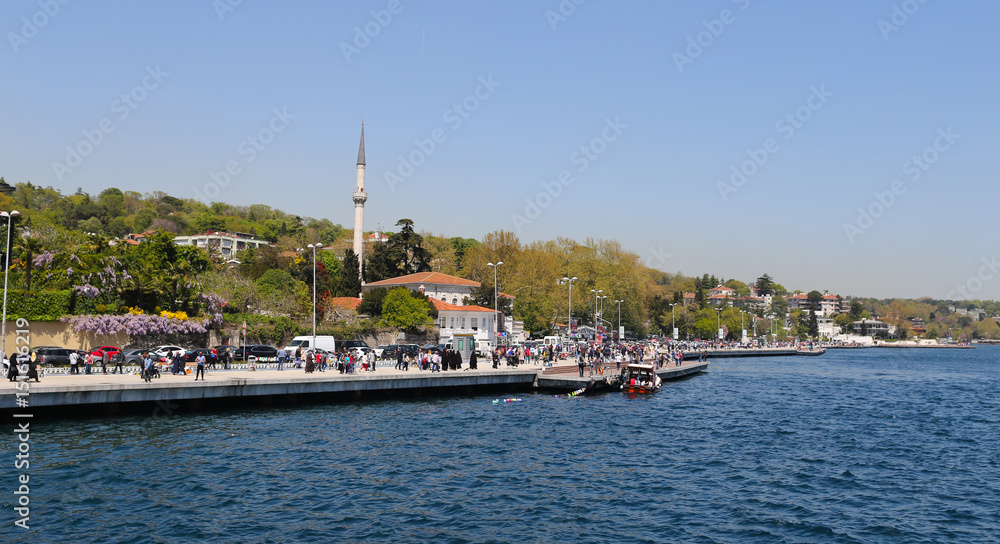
[32,251,55,269]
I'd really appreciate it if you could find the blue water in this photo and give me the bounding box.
[5,347,999,543]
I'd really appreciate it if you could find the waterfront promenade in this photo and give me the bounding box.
[0,354,714,417]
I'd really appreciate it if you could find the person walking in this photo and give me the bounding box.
[194,352,206,380]
[142,352,154,382]
[113,351,124,374]
[84,352,94,375]
[6,352,19,381]
[69,350,79,374]
[101,351,109,375]
[277,348,286,371]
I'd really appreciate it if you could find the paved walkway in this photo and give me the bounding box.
[0,360,546,390]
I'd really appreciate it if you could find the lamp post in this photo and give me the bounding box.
[487,261,503,349]
[669,303,677,340]
[716,307,723,341]
[560,276,577,342]
[590,289,602,340]
[307,243,322,352]
[614,299,624,341]
[0,210,19,360]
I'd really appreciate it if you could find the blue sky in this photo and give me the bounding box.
[2,1,998,300]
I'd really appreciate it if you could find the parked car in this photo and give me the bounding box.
[150,345,185,361]
[213,345,238,357]
[378,345,399,360]
[90,345,121,358]
[338,339,370,352]
[182,348,214,363]
[121,349,147,366]
[30,347,80,366]
[232,345,278,361]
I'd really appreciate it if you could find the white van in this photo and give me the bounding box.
[283,335,337,353]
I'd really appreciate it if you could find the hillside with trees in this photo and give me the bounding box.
[2,180,999,343]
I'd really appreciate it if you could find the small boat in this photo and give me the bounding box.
[796,348,826,356]
[620,363,662,394]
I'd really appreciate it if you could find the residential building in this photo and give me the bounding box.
[173,231,270,259]
[433,299,497,347]
[851,319,893,337]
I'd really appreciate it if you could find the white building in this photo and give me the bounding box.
[432,298,498,347]
[173,231,270,259]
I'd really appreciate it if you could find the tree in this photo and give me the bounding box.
[379,287,433,331]
[333,249,362,297]
[357,287,388,317]
[808,310,819,338]
[807,290,823,313]
[257,269,296,295]
[755,273,775,295]
[364,219,434,282]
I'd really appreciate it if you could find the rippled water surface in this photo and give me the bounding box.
[6,347,999,543]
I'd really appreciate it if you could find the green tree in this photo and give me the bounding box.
[257,269,296,295]
[379,287,433,331]
[755,273,775,295]
[357,287,388,317]
[333,249,362,297]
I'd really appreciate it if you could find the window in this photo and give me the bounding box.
[440,317,446,329]
[471,318,478,331]
[461,317,465,329]
[450,317,455,329]
[452,298,458,305]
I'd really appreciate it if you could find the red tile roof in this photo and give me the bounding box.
[430,299,494,312]
[365,272,480,288]
[329,297,362,310]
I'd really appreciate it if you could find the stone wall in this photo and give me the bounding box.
[1,320,208,352]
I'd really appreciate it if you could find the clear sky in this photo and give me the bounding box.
[2,1,998,300]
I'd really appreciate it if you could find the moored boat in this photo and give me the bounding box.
[620,363,661,394]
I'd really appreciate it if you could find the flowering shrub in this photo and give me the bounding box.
[62,313,213,336]
[32,251,55,269]
[125,306,144,315]
[160,310,189,321]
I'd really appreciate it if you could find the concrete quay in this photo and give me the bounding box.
[0,365,539,418]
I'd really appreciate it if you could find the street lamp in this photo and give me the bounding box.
[307,243,322,352]
[614,299,624,341]
[487,261,503,348]
[560,276,577,342]
[0,210,20,359]
[590,289,602,339]
[669,303,677,340]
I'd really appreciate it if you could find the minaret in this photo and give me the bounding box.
[353,122,367,280]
